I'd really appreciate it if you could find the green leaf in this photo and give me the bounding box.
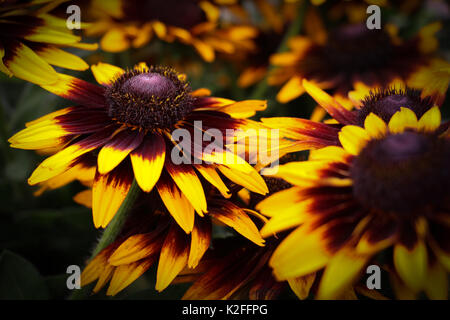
[0,250,49,299]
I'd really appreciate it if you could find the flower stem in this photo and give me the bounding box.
[250,0,308,100]
[68,179,141,300]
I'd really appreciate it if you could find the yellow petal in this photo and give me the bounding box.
[388,107,419,134]
[256,186,304,217]
[152,21,167,38]
[165,163,207,215]
[97,131,143,174]
[91,62,125,86]
[188,219,211,268]
[195,165,230,198]
[9,119,68,150]
[4,41,58,85]
[270,226,330,280]
[28,145,90,185]
[100,28,130,52]
[35,46,88,71]
[338,125,370,155]
[92,171,132,228]
[192,39,215,62]
[364,113,387,139]
[107,259,154,296]
[216,100,267,118]
[80,250,109,286]
[157,180,195,233]
[287,273,316,300]
[302,79,350,123]
[130,135,166,192]
[218,165,268,195]
[73,189,92,208]
[417,106,441,133]
[155,226,190,292]
[308,146,349,162]
[209,201,264,246]
[276,76,304,103]
[424,262,448,300]
[317,250,369,299]
[393,241,428,292]
[109,234,161,266]
[24,26,81,45]
[260,199,313,237]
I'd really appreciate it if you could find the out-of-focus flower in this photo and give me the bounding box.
[258,106,450,299]
[180,171,388,300]
[80,186,265,295]
[82,0,257,62]
[269,21,448,106]
[9,61,271,230]
[0,0,97,85]
[180,173,317,300]
[231,0,297,88]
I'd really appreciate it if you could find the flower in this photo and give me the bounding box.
[180,172,387,300]
[268,21,448,105]
[84,0,257,62]
[181,174,305,300]
[80,186,265,295]
[257,106,450,299]
[262,79,449,155]
[181,237,309,300]
[0,0,97,85]
[9,62,270,230]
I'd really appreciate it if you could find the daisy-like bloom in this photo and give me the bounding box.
[180,237,385,300]
[9,62,270,231]
[83,0,257,62]
[257,106,450,299]
[80,186,265,296]
[268,21,448,105]
[232,0,297,88]
[181,174,317,300]
[262,79,449,155]
[0,0,97,85]
[181,237,309,300]
[181,174,387,300]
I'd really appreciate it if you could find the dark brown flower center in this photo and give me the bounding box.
[122,0,207,29]
[351,132,450,215]
[106,66,194,130]
[356,88,433,126]
[301,23,424,94]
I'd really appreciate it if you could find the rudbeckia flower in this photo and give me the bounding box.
[232,0,295,88]
[181,173,386,300]
[0,0,97,85]
[80,187,265,296]
[9,62,270,230]
[84,0,257,62]
[262,79,448,155]
[181,237,306,300]
[269,21,448,105]
[181,175,304,300]
[257,106,450,299]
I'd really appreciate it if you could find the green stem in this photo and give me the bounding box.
[68,179,141,300]
[250,0,308,100]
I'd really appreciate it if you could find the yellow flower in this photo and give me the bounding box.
[84,0,257,62]
[269,21,448,107]
[0,0,97,85]
[258,107,450,299]
[262,79,448,156]
[9,62,270,230]
[81,187,265,295]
